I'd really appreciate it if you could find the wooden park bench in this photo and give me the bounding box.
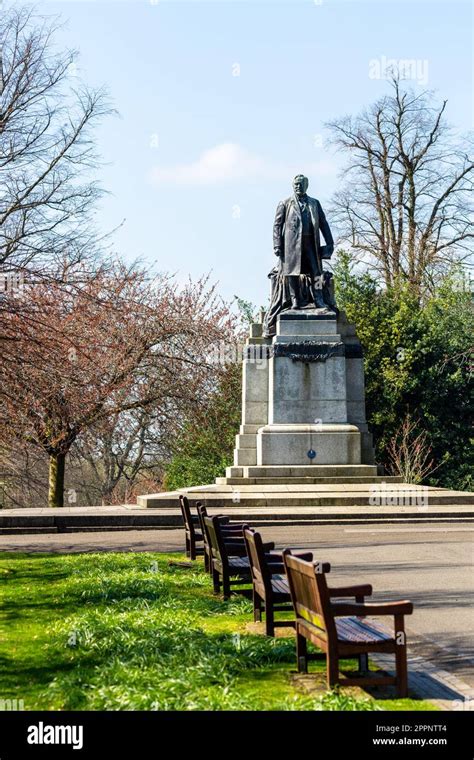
[243,527,319,636]
[282,549,413,697]
[197,504,247,574]
[179,496,248,570]
[203,514,277,600]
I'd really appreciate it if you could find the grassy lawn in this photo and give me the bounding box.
[0,551,436,711]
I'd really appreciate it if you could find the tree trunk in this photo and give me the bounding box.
[48,452,66,508]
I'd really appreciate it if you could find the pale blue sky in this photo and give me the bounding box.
[33,0,473,306]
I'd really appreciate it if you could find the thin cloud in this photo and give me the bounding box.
[149,142,336,186]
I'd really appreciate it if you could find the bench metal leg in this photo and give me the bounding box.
[358,653,369,675]
[212,567,220,594]
[395,614,408,697]
[265,606,275,637]
[327,651,339,688]
[296,632,307,672]
[222,574,231,600]
[253,591,262,622]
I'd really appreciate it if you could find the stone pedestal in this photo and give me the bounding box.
[232,310,374,472]
[257,424,362,465]
[136,308,474,512]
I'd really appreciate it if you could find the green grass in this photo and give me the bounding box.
[0,551,436,711]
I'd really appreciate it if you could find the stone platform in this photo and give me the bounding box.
[137,481,474,511]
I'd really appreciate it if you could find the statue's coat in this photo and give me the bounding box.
[273,195,334,276]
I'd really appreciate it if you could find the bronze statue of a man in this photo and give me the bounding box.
[263,175,337,337]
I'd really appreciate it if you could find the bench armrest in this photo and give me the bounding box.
[296,552,313,561]
[215,516,246,530]
[330,600,414,617]
[266,562,285,574]
[328,584,373,599]
[269,550,314,562]
[221,526,245,534]
[280,551,314,562]
[224,543,247,556]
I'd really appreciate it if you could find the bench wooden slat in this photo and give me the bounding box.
[271,576,290,595]
[229,557,250,570]
[336,616,392,644]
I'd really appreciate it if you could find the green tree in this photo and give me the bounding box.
[163,297,257,490]
[334,251,473,490]
[163,363,241,491]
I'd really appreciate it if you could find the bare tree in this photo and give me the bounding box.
[70,409,169,505]
[0,264,237,507]
[327,77,474,292]
[0,444,48,508]
[0,5,113,281]
[386,415,442,484]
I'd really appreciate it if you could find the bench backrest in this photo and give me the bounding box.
[283,549,336,642]
[197,503,208,537]
[197,504,214,557]
[243,527,272,598]
[179,495,194,536]
[203,514,226,568]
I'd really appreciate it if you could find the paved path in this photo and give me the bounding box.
[2,522,473,708]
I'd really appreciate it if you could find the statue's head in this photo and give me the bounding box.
[293,174,309,198]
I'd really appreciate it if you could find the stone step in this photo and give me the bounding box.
[232,516,474,525]
[138,490,474,508]
[189,482,440,493]
[0,527,59,535]
[0,525,174,534]
[210,481,411,492]
[2,506,473,534]
[202,504,474,519]
[227,465,379,478]
[0,514,173,530]
[62,525,177,533]
[216,476,404,485]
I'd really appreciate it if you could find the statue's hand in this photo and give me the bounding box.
[274,248,282,258]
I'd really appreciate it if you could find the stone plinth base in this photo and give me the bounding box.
[256,423,361,465]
